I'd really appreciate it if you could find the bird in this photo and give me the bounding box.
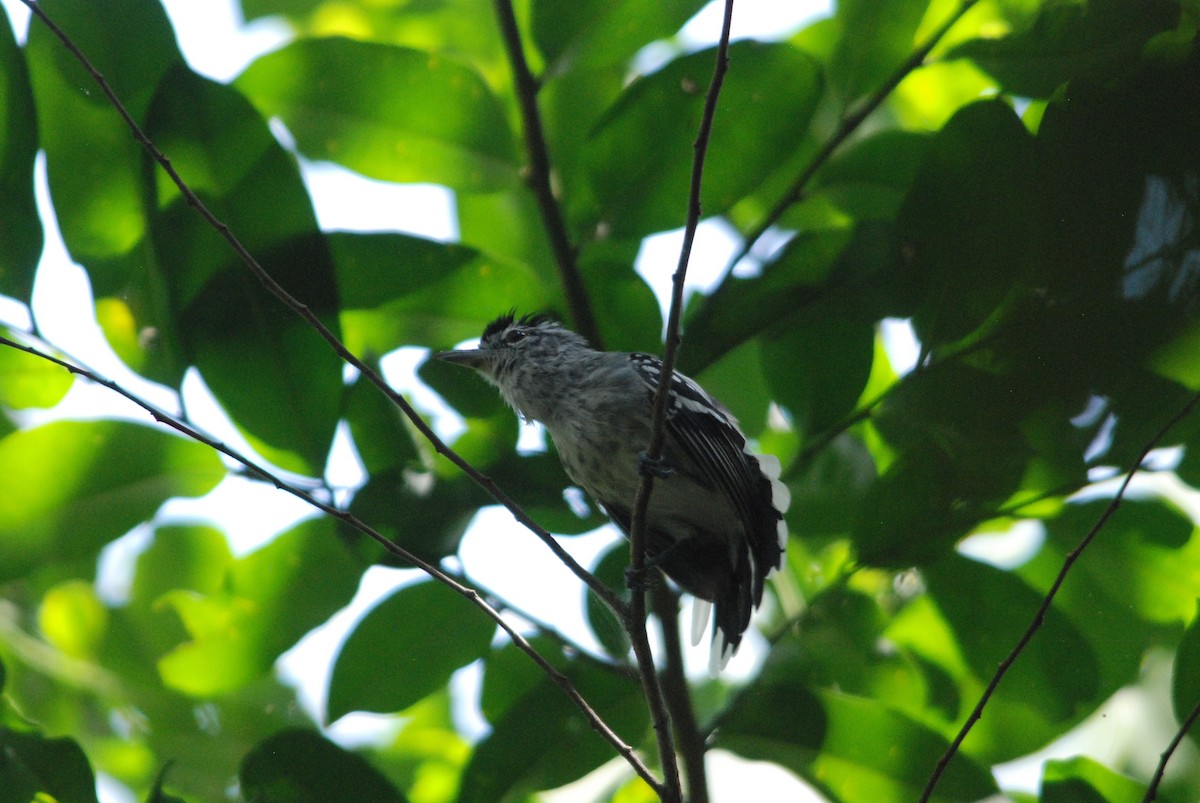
[436,312,789,673]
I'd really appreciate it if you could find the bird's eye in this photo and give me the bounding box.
[504,329,528,344]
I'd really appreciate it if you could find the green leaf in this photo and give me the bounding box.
[828,0,931,102]
[236,38,518,191]
[585,541,632,659]
[461,655,647,802]
[25,0,181,273]
[0,336,74,409]
[949,0,1180,98]
[144,67,343,472]
[789,432,877,539]
[330,231,547,356]
[158,519,361,696]
[0,728,99,803]
[760,309,874,435]
[1173,610,1200,744]
[925,554,1102,729]
[0,7,41,302]
[240,729,405,803]
[327,580,495,721]
[896,99,1041,347]
[718,684,998,803]
[0,421,223,582]
[532,0,706,76]
[583,41,822,237]
[1042,756,1147,803]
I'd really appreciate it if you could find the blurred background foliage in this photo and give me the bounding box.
[2,0,1200,800]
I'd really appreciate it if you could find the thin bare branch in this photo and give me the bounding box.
[721,0,979,281]
[491,0,599,347]
[919,387,1200,803]
[652,584,709,803]
[1143,692,1200,802]
[17,0,625,621]
[626,2,739,801]
[0,332,658,788]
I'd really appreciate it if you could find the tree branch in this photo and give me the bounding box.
[0,332,659,791]
[491,0,600,347]
[626,2,738,801]
[17,0,627,623]
[1143,692,1200,802]
[720,0,979,281]
[652,583,709,803]
[919,387,1200,803]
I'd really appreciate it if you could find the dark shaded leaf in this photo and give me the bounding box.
[718,682,997,803]
[0,8,41,301]
[145,67,343,471]
[461,652,646,802]
[896,99,1041,347]
[328,580,495,721]
[0,728,98,803]
[241,729,405,802]
[949,0,1180,98]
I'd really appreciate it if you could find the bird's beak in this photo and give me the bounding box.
[434,348,491,371]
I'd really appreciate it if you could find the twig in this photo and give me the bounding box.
[491,0,600,347]
[17,0,625,622]
[0,332,658,788]
[652,584,709,803]
[626,1,738,801]
[1143,693,1200,802]
[919,387,1200,803]
[720,0,979,281]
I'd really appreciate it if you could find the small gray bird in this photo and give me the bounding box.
[436,313,789,672]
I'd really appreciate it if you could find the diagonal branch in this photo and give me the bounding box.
[491,0,600,347]
[919,386,1200,803]
[626,2,739,801]
[1143,692,1200,802]
[0,331,658,790]
[17,0,626,621]
[720,0,979,281]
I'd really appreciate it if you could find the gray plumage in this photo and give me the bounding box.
[436,313,790,672]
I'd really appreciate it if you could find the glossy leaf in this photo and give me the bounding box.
[237,38,518,191]
[0,421,223,582]
[327,580,495,721]
[331,231,547,356]
[144,67,343,471]
[583,41,822,237]
[25,0,180,274]
[532,0,706,76]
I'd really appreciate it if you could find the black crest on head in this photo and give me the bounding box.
[482,311,550,342]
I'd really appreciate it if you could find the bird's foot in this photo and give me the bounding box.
[637,451,675,479]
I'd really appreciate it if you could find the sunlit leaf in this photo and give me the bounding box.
[237,38,518,191]
[0,421,223,582]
